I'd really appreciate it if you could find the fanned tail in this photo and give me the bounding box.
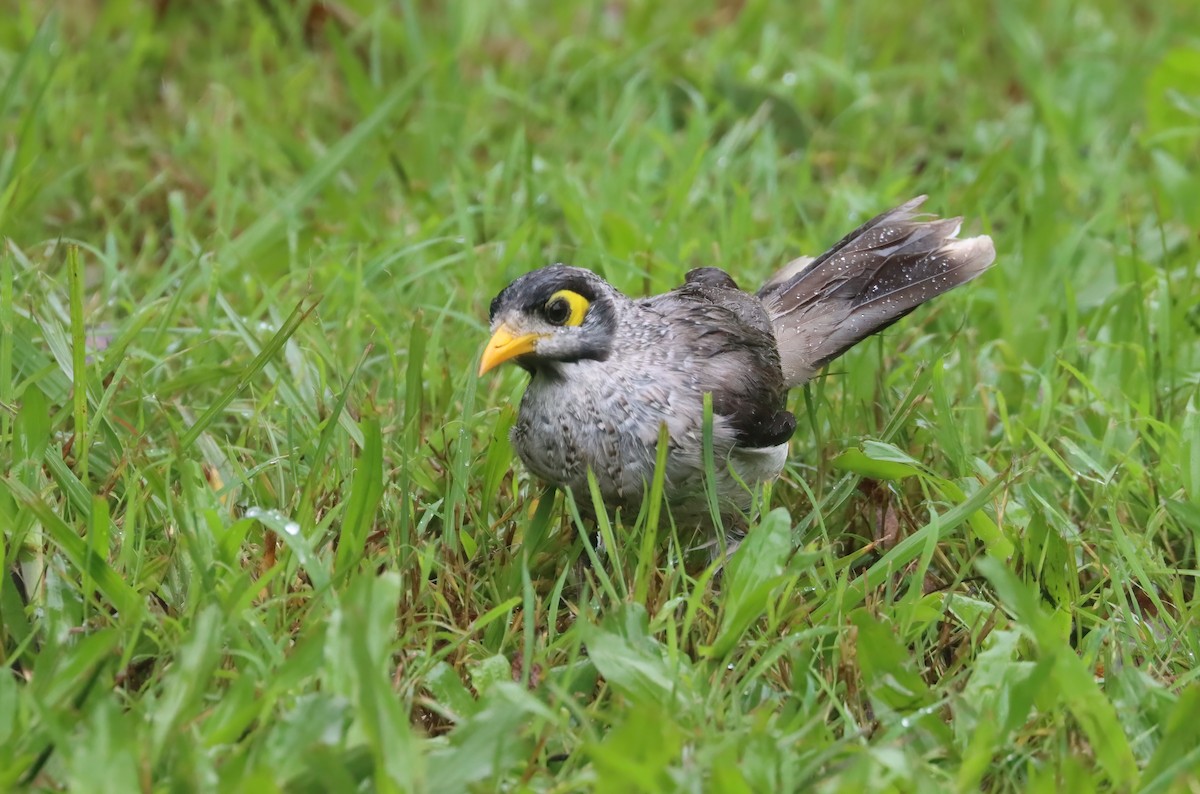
[759,196,996,387]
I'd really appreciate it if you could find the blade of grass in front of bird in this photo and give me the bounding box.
[587,467,626,595]
[800,383,822,461]
[634,422,671,603]
[545,553,575,647]
[566,483,620,603]
[514,486,557,570]
[700,392,724,551]
[521,557,537,688]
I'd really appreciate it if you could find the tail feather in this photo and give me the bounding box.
[760,196,996,387]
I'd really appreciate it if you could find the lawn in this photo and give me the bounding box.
[2,0,1199,790]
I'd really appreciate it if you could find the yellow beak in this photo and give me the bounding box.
[478,325,543,376]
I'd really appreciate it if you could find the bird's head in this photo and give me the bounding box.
[479,265,620,376]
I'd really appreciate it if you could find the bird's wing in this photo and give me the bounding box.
[650,277,795,449]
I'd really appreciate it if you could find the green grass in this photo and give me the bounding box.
[2,0,1199,790]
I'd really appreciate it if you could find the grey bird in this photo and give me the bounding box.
[479,196,996,537]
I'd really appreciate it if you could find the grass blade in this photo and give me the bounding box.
[335,414,384,573]
[178,298,317,451]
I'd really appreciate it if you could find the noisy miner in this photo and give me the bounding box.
[479,196,996,538]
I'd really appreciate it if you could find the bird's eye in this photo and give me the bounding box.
[544,289,589,326]
[544,297,571,325]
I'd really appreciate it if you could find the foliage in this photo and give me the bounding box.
[1,0,1198,789]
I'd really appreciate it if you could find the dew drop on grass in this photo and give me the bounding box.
[245,506,301,536]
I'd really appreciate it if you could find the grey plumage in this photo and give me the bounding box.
[481,196,996,531]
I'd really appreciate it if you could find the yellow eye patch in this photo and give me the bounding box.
[546,289,590,326]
